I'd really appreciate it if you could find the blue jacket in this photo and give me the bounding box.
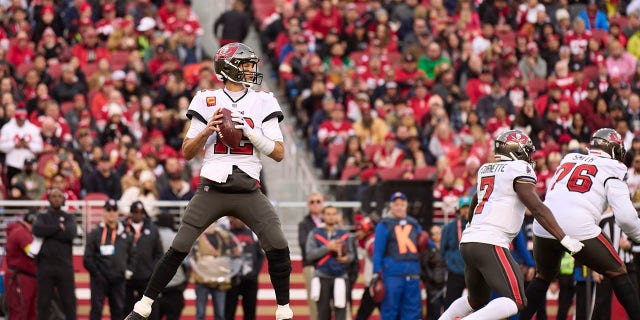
[372,216,421,276]
[510,230,535,267]
[441,217,466,275]
[577,10,609,31]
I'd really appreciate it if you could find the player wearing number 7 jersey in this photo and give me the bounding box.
[439,130,583,320]
[520,128,640,320]
[125,43,294,320]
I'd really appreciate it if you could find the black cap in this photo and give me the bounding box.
[130,201,146,214]
[104,199,118,211]
[572,63,583,71]
[621,81,631,89]
[24,158,36,165]
[587,81,598,90]
[99,154,110,162]
[481,65,492,74]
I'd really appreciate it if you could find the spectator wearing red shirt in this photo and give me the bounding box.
[7,31,34,67]
[534,81,562,116]
[140,130,178,164]
[394,53,427,94]
[577,81,599,120]
[317,104,354,147]
[432,169,464,216]
[308,0,343,41]
[71,27,111,68]
[156,0,180,28]
[164,4,202,37]
[372,133,404,168]
[465,65,492,106]
[564,18,592,59]
[96,3,118,37]
[428,121,460,161]
[147,44,180,77]
[409,82,431,123]
[531,150,550,197]
[485,105,513,138]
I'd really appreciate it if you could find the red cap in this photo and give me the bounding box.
[15,109,27,120]
[149,129,164,139]
[104,79,114,86]
[549,81,560,90]
[513,70,523,78]
[154,104,166,111]
[103,3,115,12]
[558,133,572,145]
[78,120,91,129]
[548,34,560,41]
[333,103,344,111]
[80,110,90,117]
[548,103,559,112]
[42,5,55,15]
[80,2,92,13]
[531,150,546,160]
[385,132,396,141]
[119,19,133,29]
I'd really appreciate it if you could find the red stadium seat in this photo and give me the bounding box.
[36,152,55,176]
[527,78,548,97]
[364,144,382,160]
[47,63,62,80]
[340,165,361,181]
[591,29,608,44]
[414,166,437,180]
[110,50,130,70]
[60,101,74,115]
[376,167,404,180]
[327,142,346,168]
[583,65,598,82]
[83,63,100,79]
[16,62,33,77]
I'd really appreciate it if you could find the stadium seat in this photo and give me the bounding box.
[16,62,33,77]
[110,50,130,70]
[340,165,361,181]
[60,101,74,115]
[591,29,608,44]
[583,65,598,82]
[527,78,548,97]
[83,63,100,79]
[327,142,346,169]
[376,167,404,180]
[414,166,437,180]
[364,144,382,160]
[36,152,55,176]
[47,63,62,80]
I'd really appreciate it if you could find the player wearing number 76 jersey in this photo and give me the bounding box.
[520,128,640,320]
[439,130,583,320]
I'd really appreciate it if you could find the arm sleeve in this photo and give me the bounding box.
[32,215,62,238]
[305,231,329,262]
[186,119,207,139]
[372,223,389,274]
[261,117,283,142]
[83,231,99,275]
[607,178,640,242]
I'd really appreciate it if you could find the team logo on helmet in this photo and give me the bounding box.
[504,132,530,145]
[608,131,623,145]
[215,44,239,60]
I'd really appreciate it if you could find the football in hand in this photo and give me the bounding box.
[218,108,243,149]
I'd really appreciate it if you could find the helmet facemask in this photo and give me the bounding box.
[219,58,263,87]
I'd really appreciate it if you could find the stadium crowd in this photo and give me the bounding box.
[4,0,640,318]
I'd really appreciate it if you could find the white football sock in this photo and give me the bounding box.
[133,296,154,317]
[462,297,518,320]
[438,296,474,320]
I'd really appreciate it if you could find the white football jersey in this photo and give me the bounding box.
[534,152,629,240]
[461,160,537,248]
[186,88,284,183]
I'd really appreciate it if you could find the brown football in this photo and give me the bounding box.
[218,108,243,149]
